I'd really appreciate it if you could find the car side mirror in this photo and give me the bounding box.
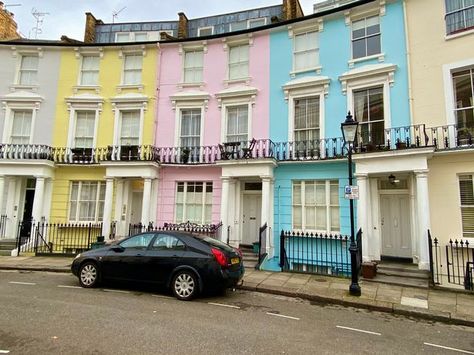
[111,245,125,253]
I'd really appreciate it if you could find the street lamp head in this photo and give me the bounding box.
[341,111,359,144]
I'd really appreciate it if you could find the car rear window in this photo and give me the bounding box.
[196,236,235,252]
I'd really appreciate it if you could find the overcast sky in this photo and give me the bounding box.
[6,0,323,40]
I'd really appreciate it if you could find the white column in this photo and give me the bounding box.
[355,173,370,262]
[31,177,45,223]
[150,178,159,227]
[415,170,431,270]
[141,178,152,227]
[220,177,230,242]
[114,179,124,237]
[102,177,114,239]
[0,176,5,216]
[261,177,272,255]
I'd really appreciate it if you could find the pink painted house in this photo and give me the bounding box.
[155,30,274,248]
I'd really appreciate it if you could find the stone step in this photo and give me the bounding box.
[0,250,13,256]
[243,260,258,269]
[377,269,430,280]
[363,274,429,289]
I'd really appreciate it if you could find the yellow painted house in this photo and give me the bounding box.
[50,43,159,241]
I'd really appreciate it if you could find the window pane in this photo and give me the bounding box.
[232,21,247,31]
[453,71,473,109]
[305,207,316,229]
[460,176,474,205]
[293,206,302,229]
[352,39,366,59]
[367,35,381,56]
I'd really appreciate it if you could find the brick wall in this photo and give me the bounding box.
[177,12,188,39]
[0,1,20,40]
[84,12,103,43]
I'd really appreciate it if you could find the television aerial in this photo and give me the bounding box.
[31,7,49,39]
[112,6,126,23]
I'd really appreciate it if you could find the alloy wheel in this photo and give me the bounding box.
[80,264,97,287]
[174,273,196,299]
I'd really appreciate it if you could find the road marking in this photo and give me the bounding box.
[9,281,36,286]
[151,294,174,300]
[336,325,381,336]
[57,285,82,289]
[424,342,474,354]
[266,312,300,320]
[0,350,10,353]
[208,302,241,309]
[101,289,130,294]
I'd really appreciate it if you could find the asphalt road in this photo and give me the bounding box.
[1,270,473,355]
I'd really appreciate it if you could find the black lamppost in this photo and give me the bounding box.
[341,111,361,296]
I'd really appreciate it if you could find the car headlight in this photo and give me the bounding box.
[74,253,81,259]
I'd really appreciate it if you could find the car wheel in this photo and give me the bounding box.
[171,270,198,301]
[79,261,100,288]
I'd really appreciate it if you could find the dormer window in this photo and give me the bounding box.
[198,26,213,37]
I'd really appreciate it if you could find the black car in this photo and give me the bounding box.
[71,231,244,300]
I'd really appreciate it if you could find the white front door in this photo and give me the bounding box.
[380,194,412,258]
[131,191,143,225]
[241,194,261,245]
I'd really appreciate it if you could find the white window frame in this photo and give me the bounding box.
[182,49,204,84]
[222,103,251,143]
[283,78,329,143]
[121,53,143,86]
[292,180,340,233]
[118,110,141,146]
[198,26,214,37]
[459,174,474,238]
[16,54,39,87]
[350,15,382,60]
[68,181,105,223]
[339,64,395,133]
[227,43,249,81]
[445,0,474,36]
[78,55,100,86]
[230,21,247,32]
[112,105,145,147]
[352,86,385,145]
[248,18,267,29]
[175,181,213,224]
[9,110,34,145]
[65,101,102,150]
[177,107,203,148]
[292,30,320,75]
[2,102,40,145]
[72,111,96,149]
[443,59,474,146]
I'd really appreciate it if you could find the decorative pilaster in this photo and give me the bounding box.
[220,177,230,243]
[415,170,431,270]
[355,173,369,262]
[102,177,114,239]
[141,178,152,227]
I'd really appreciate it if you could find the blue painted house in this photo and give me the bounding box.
[263,0,419,271]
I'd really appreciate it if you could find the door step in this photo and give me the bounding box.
[239,245,259,269]
[0,239,17,253]
[362,262,430,289]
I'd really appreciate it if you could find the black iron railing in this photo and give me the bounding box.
[16,221,104,256]
[428,230,474,291]
[257,223,268,268]
[128,221,223,240]
[1,124,473,165]
[279,230,352,277]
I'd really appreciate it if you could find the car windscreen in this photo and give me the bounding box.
[195,235,235,253]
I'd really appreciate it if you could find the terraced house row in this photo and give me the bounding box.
[0,0,473,287]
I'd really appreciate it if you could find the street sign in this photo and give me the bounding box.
[344,185,359,200]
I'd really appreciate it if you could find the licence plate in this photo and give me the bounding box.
[231,257,240,265]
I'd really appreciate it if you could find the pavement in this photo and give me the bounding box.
[1,255,473,327]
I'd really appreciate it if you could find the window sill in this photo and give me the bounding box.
[348,53,385,68]
[9,84,39,92]
[73,85,101,94]
[445,27,474,40]
[289,66,322,78]
[116,84,144,93]
[223,77,252,86]
[177,82,206,89]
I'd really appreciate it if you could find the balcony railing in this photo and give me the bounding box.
[0,144,53,160]
[1,125,472,165]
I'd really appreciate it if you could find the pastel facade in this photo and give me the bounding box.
[405,0,474,244]
[0,43,61,240]
[156,30,273,247]
[51,43,158,238]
